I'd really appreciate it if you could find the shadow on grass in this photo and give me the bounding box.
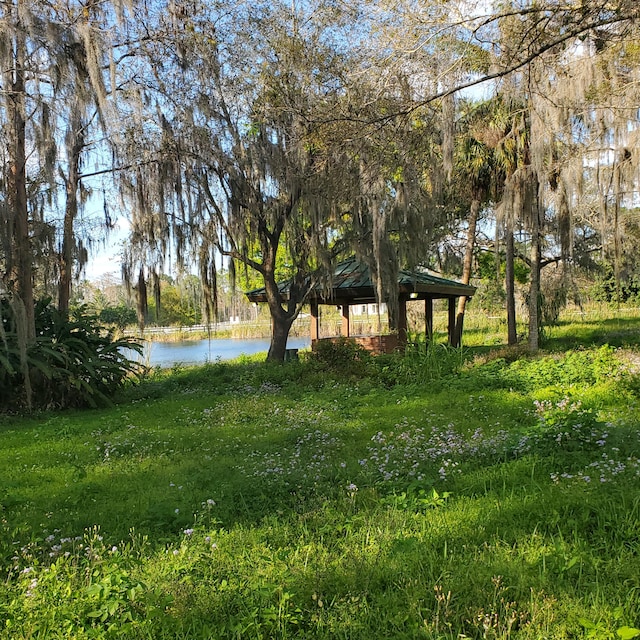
[543,315,640,351]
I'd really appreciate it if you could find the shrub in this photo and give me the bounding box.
[474,278,507,312]
[0,298,143,411]
[453,345,622,393]
[310,336,372,376]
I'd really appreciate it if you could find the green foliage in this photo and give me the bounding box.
[1,326,639,638]
[98,305,137,330]
[590,262,640,305]
[0,298,143,411]
[475,277,507,311]
[475,250,498,281]
[310,337,372,376]
[233,245,301,294]
[376,340,467,387]
[580,617,640,640]
[2,528,171,638]
[146,281,201,327]
[476,250,529,284]
[474,251,529,313]
[456,345,622,393]
[381,484,452,512]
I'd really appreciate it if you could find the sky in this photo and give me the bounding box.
[83,216,129,281]
[85,243,122,280]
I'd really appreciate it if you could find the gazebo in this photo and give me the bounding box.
[246,257,477,354]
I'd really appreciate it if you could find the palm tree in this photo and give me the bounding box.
[451,99,504,347]
[493,104,531,347]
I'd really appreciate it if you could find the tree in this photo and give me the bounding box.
[1,0,137,314]
[353,0,640,349]
[55,46,111,317]
[92,0,638,359]
[1,0,35,340]
[501,6,640,346]
[0,1,140,406]
[119,0,435,360]
[450,98,509,346]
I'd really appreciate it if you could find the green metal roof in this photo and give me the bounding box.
[245,257,476,304]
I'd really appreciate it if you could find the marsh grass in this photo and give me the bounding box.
[1,312,640,638]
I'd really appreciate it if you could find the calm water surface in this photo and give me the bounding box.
[138,337,311,368]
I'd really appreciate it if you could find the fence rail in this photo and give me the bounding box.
[143,322,272,335]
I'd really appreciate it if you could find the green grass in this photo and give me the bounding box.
[1,313,640,638]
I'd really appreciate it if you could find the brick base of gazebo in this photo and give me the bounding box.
[312,334,399,355]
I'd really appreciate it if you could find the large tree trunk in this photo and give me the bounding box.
[528,194,542,352]
[261,244,300,362]
[58,192,76,315]
[2,6,34,409]
[505,215,517,345]
[4,15,35,339]
[613,165,622,308]
[453,196,480,347]
[58,121,84,315]
[267,308,295,362]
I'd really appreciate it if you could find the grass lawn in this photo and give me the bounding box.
[1,309,639,638]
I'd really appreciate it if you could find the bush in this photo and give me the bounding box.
[310,337,371,376]
[453,345,622,393]
[590,263,640,304]
[0,298,143,411]
[474,278,506,312]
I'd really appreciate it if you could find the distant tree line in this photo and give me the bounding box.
[78,271,259,329]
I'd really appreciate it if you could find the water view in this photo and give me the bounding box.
[136,336,311,368]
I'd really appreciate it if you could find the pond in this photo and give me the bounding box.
[133,336,311,368]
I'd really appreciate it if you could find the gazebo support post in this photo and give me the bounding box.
[341,304,350,337]
[447,297,457,346]
[310,301,319,342]
[398,296,408,347]
[425,298,433,343]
